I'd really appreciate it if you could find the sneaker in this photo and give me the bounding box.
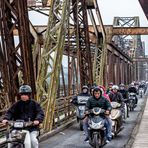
[106,140,110,144]
[107,137,112,141]
[84,137,89,142]
[85,140,89,143]
[111,132,114,136]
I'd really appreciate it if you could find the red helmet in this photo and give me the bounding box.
[98,85,106,92]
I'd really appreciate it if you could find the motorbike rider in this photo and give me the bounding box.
[99,85,112,140]
[139,81,146,94]
[90,85,96,96]
[119,83,129,118]
[99,85,111,102]
[83,87,112,142]
[106,82,113,94]
[2,84,44,148]
[109,85,124,103]
[128,83,138,105]
[109,85,125,120]
[71,85,91,105]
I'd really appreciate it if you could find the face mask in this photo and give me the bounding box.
[120,87,124,90]
[83,89,88,93]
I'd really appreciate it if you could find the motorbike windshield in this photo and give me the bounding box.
[77,96,90,104]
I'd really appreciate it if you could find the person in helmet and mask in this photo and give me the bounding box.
[109,85,125,122]
[71,85,91,105]
[2,84,44,148]
[106,82,113,94]
[119,83,129,118]
[119,84,128,100]
[128,83,138,105]
[83,87,112,142]
[109,85,124,103]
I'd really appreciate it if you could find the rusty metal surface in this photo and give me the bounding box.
[113,27,148,35]
[139,0,148,19]
[133,57,148,62]
[72,0,93,88]
[0,0,35,102]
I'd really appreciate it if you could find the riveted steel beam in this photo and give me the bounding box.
[113,27,148,35]
[36,0,70,131]
[72,0,93,88]
[0,0,35,102]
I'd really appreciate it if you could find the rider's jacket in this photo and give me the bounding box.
[109,91,124,104]
[3,99,44,132]
[86,95,112,111]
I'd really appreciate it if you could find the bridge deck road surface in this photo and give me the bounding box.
[40,95,146,148]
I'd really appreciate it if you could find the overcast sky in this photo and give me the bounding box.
[98,0,148,54]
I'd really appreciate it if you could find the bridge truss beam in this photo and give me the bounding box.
[0,0,35,102]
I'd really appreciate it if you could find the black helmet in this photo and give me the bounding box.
[93,86,102,96]
[19,85,32,94]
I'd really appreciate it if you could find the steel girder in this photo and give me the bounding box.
[72,0,93,88]
[113,17,143,57]
[88,0,107,86]
[36,0,70,131]
[113,17,146,81]
[0,0,35,102]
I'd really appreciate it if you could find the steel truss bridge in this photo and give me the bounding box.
[0,0,148,132]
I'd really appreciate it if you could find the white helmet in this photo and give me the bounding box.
[112,85,119,90]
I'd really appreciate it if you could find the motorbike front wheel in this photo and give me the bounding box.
[129,101,134,111]
[93,134,101,148]
[79,120,83,131]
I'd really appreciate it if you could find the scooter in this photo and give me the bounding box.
[88,107,107,148]
[128,93,137,111]
[6,120,35,148]
[76,96,90,130]
[110,102,124,137]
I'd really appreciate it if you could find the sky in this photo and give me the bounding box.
[97,0,148,54]
[29,0,148,54]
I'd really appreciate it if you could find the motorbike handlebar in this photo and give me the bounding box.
[6,121,34,127]
[85,108,108,115]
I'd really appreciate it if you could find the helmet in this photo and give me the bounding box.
[112,85,119,90]
[93,87,102,96]
[109,82,113,85]
[82,85,89,90]
[98,85,106,92]
[119,83,125,87]
[19,85,32,94]
[130,83,134,87]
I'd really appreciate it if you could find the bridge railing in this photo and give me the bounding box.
[53,95,76,128]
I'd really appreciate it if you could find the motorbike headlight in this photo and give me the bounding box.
[14,122,24,128]
[90,121,104,129]
[78,106,85,110]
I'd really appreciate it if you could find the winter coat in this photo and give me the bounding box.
[3,99,44,132]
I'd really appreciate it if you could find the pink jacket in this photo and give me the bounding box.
[98,85,111,102]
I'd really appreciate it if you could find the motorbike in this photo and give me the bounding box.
[139,88,144,98]
[88,107,107,148]
[6,120,34,148]
[110,102,124,137]
[76,96,90,130]
[128,93,137,111]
